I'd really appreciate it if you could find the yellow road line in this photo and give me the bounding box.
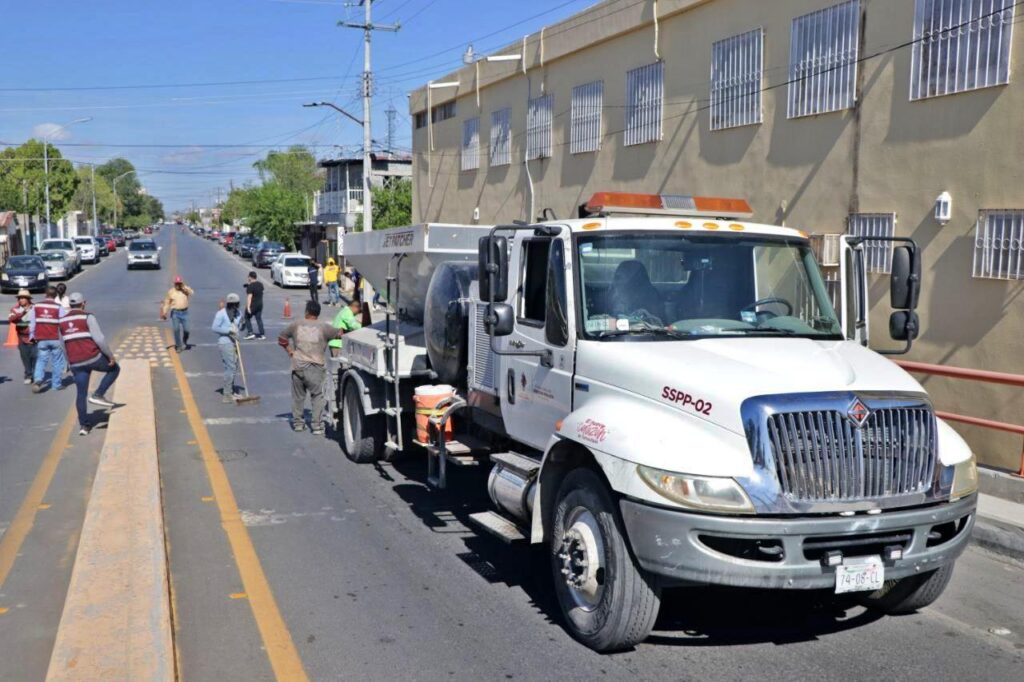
[164,326,308,681]
[0,409,77,588]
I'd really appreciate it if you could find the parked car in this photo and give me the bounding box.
[111,229,126,246]
[103,236,117,252]
[92,236,109,257]
[37,250,72,280]
[252,241,285,268]
[73,236,99,264]
[143,226,153,235]
[223,233,235,249]
[209,230,221,241]
[126,239,161,269]
[236,236,260,258]
[1,255,49,293]
[39,239,82,273]
[124,228,140,240]
[270,253,320,288]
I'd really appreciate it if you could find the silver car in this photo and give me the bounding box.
[36,249,72,280]
[126,239,161,269]
[39,239,81,273]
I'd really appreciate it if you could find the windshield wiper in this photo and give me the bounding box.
[595,324,692,340]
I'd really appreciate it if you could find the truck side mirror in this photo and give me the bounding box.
[889,310,920,341]
[890,245,920,310]
[486,303,514,337]
[478,236,508,302]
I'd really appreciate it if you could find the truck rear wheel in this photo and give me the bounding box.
[341,380,382,464]
[857,563,954,615]
[550,468,661,652]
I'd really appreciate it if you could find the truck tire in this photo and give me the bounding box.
[857,563,954,615]
[340,380,382,464]
[550,468,661,652]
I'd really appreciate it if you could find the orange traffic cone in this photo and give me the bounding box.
[282,297,292,319]
[4,324,19,347]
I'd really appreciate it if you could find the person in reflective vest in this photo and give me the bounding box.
[60,292,120,436]
[27,286,67,393]
[8,288,37,384]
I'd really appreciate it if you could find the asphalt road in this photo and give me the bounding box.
[0,228,1022,681]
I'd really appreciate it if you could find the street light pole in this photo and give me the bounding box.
[90,165,99,234]
[42,117,91,239]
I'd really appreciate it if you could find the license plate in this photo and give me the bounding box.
[835,556,885,594]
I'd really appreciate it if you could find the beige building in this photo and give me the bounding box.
[409,0,1024,471]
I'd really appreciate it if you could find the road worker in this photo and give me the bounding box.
[27,286,67,393]
[8,289,37,385]
[60,293,119,436]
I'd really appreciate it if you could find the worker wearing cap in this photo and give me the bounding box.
[27,285,68,393]
[212,293,242,403]
[60,293,119,436]
[162,275,194,352]
[8,289,37,385]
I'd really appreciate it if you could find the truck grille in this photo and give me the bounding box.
[767,406,936,501]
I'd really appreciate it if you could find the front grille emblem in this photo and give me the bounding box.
[847,398,871,428]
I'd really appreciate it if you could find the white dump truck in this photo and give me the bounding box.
[329,192,978,652]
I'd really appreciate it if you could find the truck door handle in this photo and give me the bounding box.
[507,368,516,404]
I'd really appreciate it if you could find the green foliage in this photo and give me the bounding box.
[0,140,80,219]
[355,179,412,231]
[253,146,321,195]
[70,167,116,223]
[238,182,303,248]
[185,210,201,224]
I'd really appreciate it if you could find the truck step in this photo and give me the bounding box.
[468,511,527,544]
[490,451,540,477]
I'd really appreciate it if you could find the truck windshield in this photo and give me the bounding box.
[577,233,843,341]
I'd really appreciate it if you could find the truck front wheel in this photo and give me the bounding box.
[340,380,383,464]
[857,563,955,615]
[550,468,661,652]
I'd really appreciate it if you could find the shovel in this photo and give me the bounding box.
[233,337,261,405]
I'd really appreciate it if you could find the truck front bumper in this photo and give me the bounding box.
[620,495,975,589]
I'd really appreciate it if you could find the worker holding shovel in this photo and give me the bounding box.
[212,293,243,403]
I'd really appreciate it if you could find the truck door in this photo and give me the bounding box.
[500,235,574,450]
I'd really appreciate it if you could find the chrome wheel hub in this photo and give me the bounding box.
[558,507,605,610]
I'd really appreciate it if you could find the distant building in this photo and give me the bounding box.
[409,0,1024,470]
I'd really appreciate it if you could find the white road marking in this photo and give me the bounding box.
[203,416,290,426]
[185,370,290,378]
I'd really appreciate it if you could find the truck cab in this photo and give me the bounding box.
[332,193,978,652]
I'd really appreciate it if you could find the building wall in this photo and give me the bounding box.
[410,0,1024,470]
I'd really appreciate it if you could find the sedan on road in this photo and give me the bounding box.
[126,239,161,269]
[252,241,284,268]
[92,236,109,257]
[270,253,320,288]
[1,255,49,293]
[39,239,82,273]
[37,250,72,280]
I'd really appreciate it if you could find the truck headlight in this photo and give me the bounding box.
[637,465,754,514]
[950,455,978,499]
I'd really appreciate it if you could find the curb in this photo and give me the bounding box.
[971,516,1024,562]
[45,359,174,681]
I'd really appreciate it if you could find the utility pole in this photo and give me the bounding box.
[385,103,396,153]
[90,165,98,234]
[341,0,399,234]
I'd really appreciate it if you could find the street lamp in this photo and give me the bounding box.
[42,117,91,239]
[303,101,371,233]
[112,170,136,230]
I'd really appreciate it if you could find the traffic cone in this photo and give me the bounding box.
[282,297,292,319]
[4,324,18,348]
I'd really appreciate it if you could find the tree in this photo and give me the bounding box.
[0,140,80,220]
[70,167,116,224]
[244,181,303,248]
[253,146,321,196]
[355,179,412,231]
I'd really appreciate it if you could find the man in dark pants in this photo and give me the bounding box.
[59,293,120,436]
[8,289,37,384]
[242,271,265,340]
[278,300,341,435]
[306,258,320,304]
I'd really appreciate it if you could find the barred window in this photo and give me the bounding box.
[526,94,553,160]
[974,210,1024,280]
[711,28,764,131]
[431,100,456,123]
[788,1,861,118]
[625,61,664,146]
[461,117,480,171]
[848,213,896,274]
[489,108,511,167]
[910,0,1015,100]
[570,81,603,154]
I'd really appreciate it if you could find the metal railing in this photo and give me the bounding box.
[313,189,365,218]
[896,360,1024,477]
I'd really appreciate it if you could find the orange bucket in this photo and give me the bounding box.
[413,385,455,444]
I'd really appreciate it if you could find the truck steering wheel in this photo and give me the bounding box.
[741,297,794,319]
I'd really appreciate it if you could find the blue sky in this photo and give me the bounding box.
[0,0,596,212]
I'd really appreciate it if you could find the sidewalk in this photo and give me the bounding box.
[972,467,1024,561]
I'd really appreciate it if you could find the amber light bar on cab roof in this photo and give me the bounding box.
[585,192,754,220]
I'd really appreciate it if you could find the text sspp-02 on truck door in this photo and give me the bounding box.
[661,386,713,416]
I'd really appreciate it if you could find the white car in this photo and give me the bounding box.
[36,249,72,280]
[39,239,81,273]
[126,239,161,269]
[73,236,99,264]
[271,253,321,288]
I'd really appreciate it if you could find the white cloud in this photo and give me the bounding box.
[32,123,73,141]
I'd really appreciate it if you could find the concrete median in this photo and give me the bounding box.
[45,359,174,681]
